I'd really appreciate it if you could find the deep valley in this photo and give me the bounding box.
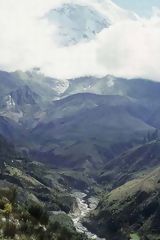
[0,70,160,239]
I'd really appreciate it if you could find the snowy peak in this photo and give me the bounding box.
[46,0,137,46]
[47,3,109,46]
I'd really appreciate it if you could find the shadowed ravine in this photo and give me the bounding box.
[70,192,106,240]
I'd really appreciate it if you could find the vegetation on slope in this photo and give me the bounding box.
[0,135,88,240]
[85,160,160,240]
[0,187,88,240]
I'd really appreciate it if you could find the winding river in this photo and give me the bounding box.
[70,192,106,240]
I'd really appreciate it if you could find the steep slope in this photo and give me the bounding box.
[0,70,67,102]
[98,140,160,187]
[43,93,134,121]
[0,85,41,124]
[63,76,160,127]
[148,107,160,129]
[0,134,18,165]
[0,70,67,128]
[30,93,154,169]
[0,135,91,211]
[85,167,160,240]
[0,135,89,240]
[0,116,25,142]
[1,70,160,170]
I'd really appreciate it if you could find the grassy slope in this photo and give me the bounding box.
[0,135,89,240]
[97,140,160,188]
[86,141,160,240]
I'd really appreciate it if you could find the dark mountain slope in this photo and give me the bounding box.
[9,85,40,106]
[85,167,160,240]
[0,116,25,142]
[1,71,160,170]
[30,93,154,169]
[0,85,43,127]
[0,134,18,162]
[63,76,160,127]
[98,140,160,187]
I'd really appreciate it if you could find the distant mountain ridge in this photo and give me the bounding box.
[0,70,160,169]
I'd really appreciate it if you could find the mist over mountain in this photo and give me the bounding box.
[47,3,109,46]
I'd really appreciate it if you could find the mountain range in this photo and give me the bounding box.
[0,1,160,239]
[1,69,160,239]
[0,70,160,171]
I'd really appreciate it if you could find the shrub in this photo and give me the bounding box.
[49,221,61,232]
[4,222,16,238]
[28,204,43,220]
[4,203,12,215]
[0,198,6,210]
[58,227,73,240]
[28,204,49,225]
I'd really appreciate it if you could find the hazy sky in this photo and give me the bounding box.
[113,0,160,16]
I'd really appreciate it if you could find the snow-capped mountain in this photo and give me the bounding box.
[46,0,137,46]
[47,3,109,46]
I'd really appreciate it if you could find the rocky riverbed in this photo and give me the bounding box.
[70,192,106,240]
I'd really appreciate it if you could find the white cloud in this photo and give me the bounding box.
[0,0,160,81]
[0,0,105,78]
[97,17,160,80]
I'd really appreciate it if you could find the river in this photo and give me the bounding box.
[69,191,106,240]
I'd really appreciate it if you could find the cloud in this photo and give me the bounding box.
[0,0,105,79]
[0,0,160,81]
[97,16,160,80]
